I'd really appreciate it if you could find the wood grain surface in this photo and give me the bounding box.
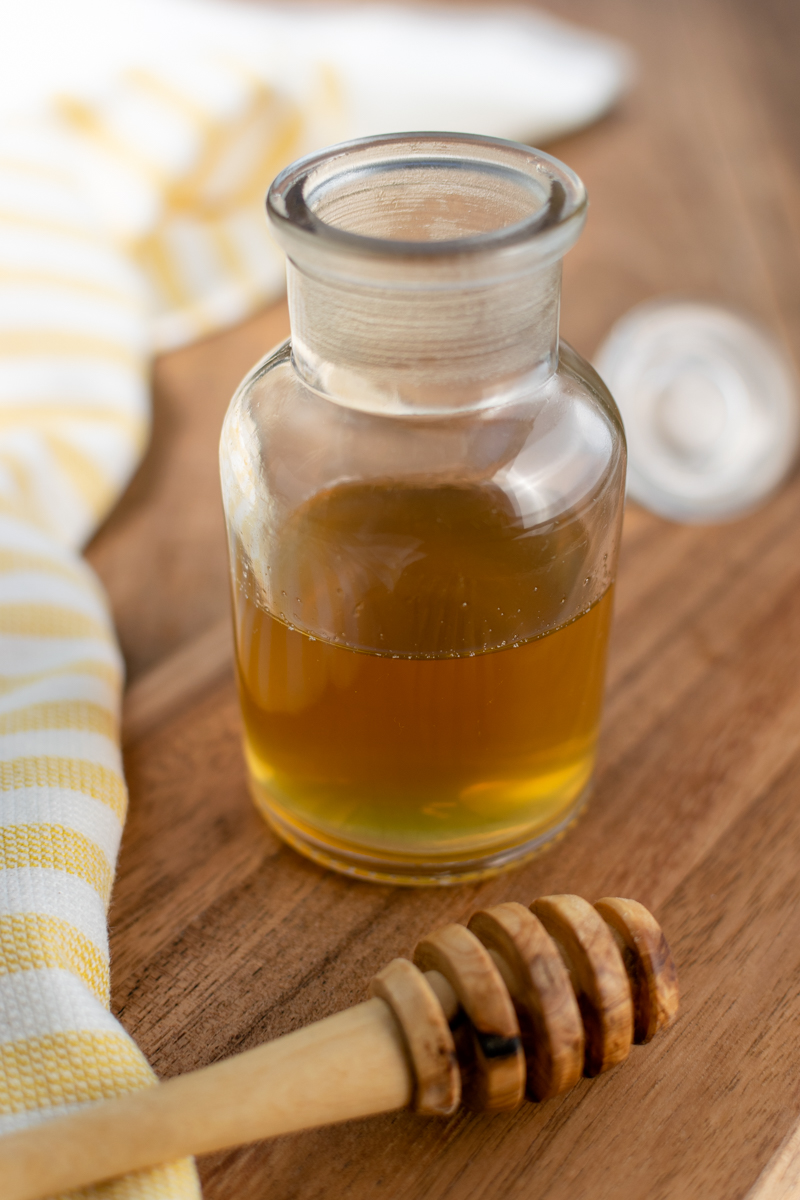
[86,0,800,1196]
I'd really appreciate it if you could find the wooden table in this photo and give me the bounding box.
[86,0,800,1195]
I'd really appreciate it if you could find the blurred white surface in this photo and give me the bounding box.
[2,0,632,141]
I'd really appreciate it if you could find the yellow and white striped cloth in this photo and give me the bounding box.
[0,3,629,1197]
[0,49,342,1200]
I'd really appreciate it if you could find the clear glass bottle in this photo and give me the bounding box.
[220,133,625,886]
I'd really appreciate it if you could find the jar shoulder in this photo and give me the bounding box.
[558,338,626,451]
[222,337,625,506]
[220,338,626,646]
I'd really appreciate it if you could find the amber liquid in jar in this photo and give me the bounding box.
[232,481,614,881]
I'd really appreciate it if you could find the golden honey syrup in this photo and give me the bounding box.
[232,482,614,882]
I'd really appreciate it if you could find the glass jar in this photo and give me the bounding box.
[220,133,625,886]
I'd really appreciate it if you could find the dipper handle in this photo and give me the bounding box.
[0,998,413,1200]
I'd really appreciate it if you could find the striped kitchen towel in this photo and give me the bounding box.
[0,2,630,1196]
[0,44,343,1200]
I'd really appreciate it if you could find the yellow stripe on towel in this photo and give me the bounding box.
[0,914,109,1003]
[0,332,144,373]
[0,605,109,640]
[0,701,117,740]
[0,1029,154,1117]
[0,825,114,904]
[0,758,127,820]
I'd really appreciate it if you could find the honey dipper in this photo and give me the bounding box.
[1,894,678,1200]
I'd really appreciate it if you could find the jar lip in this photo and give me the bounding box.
[267,132,587,267]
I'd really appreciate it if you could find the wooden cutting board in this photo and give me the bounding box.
[86,0,800,1195]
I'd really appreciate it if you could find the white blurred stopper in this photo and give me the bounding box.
[594,300,800,522]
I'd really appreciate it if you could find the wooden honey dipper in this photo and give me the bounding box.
[1,894,678,1200]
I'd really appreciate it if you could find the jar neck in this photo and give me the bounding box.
[287,256,563,415]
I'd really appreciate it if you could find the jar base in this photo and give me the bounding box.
[249,778,591,887]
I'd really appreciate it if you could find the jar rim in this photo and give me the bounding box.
[267,132,587,269]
